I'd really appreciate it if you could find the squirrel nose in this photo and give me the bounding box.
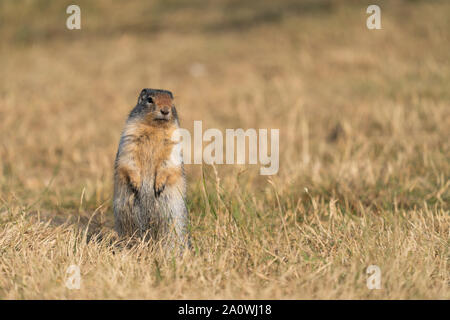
[160,107,170,116]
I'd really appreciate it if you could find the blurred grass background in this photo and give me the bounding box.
[0,0,448,299]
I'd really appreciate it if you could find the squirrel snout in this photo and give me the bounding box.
[160,107,170,116]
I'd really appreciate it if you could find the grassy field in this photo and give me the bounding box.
[0,0,448,299]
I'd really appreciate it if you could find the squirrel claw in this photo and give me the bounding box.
[155,184,165,197]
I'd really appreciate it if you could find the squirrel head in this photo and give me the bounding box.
[133,88,179,126]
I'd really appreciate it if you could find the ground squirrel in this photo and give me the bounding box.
[113,89,190,250]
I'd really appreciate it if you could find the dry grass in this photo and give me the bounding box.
[0,0,449,299]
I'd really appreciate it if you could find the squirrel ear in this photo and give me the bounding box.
[138,89,147,104]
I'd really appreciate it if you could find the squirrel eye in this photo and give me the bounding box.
[147,96,154,104]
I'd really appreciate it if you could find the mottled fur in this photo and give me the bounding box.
[113,89,190,250]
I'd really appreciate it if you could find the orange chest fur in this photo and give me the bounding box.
[125,122,178,173]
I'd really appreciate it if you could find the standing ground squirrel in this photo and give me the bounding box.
[113,88,190,250]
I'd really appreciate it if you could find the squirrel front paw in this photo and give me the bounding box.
[154,177,166,197]
[154,167,181,197]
